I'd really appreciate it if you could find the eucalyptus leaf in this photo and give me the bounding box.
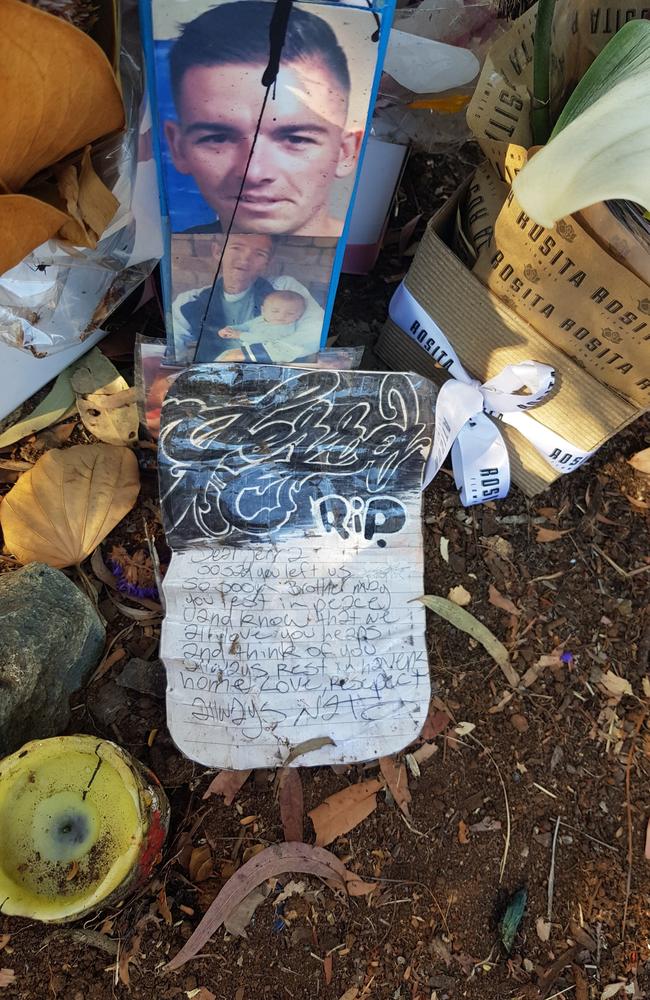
[419,596,520,686]
[0,370,75,448]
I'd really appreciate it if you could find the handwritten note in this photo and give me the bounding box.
[159,365,435,768]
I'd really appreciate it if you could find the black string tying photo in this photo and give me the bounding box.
[195,0,294,351]
[194,0,381,358]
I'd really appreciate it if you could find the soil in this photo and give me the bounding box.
[1,151,649,1000]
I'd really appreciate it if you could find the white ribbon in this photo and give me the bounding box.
[389,282,593,505]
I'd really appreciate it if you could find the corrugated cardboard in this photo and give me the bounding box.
[460,0,650,411]
[376,187,643,497]
[465,164,650,408]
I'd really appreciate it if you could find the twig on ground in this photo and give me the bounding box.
[370,876,450,935]
[466,733,511,883]
[545,987,576,1000]
[533,782,558,799]
[592,543,650,579]
[396,810,434,841]
[548,816,561,922]
[551,818,618,853]
[622,712,647,940]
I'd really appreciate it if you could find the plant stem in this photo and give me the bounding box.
[532,0,556,145]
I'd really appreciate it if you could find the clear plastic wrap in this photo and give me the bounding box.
[135,336,365,440]
[0,0,163,356]
[373,0,507,153]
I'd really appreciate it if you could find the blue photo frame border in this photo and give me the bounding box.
[138,0,396,362]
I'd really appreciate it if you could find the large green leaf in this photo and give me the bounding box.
[514,20,650,226]
[513,67,650,227]
[552,19,650,136]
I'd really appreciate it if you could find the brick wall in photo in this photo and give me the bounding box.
[172,234,337,307]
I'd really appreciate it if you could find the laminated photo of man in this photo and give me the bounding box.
[164,0,364,236]
[172,233,325,362]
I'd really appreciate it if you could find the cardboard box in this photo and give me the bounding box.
[463,164,650,409]
[376,186,644,497]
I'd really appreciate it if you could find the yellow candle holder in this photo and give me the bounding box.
[0,735,169,922]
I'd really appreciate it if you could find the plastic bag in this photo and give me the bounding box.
[373,0,507,153]
[0,0,163,356]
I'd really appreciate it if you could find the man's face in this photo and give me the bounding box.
[165,58,361,236]
[219,234,273,293]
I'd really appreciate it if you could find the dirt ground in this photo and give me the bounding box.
[1,151,649,1000]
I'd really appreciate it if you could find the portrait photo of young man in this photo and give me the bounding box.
[154,0,377,237]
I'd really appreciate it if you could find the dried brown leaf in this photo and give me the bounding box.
[601,985,625,1000]
[278,768,304,842]
[54,147,118,246]
[488,584,520,616]
[0,443,139,568]
[469,817,501,833]
[188,844,213,883]
[411,742,438,765]
[308,778,384,847]
[283,736,335,766]
[645,817,650,860]
[0,195,70,276]
[601,670,633,700]
[626,493,650,510]
[106,592,161,621]
[457,820,470,845]
[379,757,411,818]
[628,447,650,475]
[573,965,588,1000]
[117,933,140,988]
[421,706,451,740]
[323,953,333,986]
[520,652,563,688]
[224,884,269,939]
[536,527,569,542]
[0,938,9,953]
[447,585,471,606]
[430,936,452,966]
[165,843,374,971]
[0,969,15,988]
[203,770,252,806]
[1,0,123,191]
[157,887,172,926]
[71,349,138,446]
[193,990,216,1000]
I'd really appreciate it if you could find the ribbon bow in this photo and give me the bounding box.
[389,282,592,505]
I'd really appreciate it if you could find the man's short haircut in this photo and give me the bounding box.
[217,233,277,253]
[170,1,351,107]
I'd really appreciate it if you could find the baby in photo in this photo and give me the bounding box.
[219,289,306,342]
[217,289,311,362]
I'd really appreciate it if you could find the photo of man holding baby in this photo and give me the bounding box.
[171,233,335,363]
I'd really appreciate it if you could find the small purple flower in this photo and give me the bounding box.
[108,549,159,601]
[560,651,574,664]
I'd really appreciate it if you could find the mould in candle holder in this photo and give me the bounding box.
[0,735,169,922]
